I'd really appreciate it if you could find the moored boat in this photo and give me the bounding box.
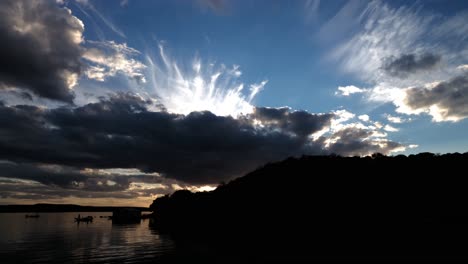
[74,215,93,223]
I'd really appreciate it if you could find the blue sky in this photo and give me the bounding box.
[67,0,468,155]
[0,0,467,205]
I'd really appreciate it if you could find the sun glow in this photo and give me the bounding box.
[146,44,267,117]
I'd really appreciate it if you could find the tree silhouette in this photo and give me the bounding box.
[149,152,468,261]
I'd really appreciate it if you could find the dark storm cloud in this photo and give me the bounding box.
[0,0,84,102]
[252,107,334,137]
[0,178,140,200]
[0,93,404,187]
[382,53,441,78]
[0,93,333,185]
[403,73,468,121]
[0,162,87,188]
[0,161,182,196]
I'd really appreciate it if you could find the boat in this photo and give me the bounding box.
[25,214,40,218]
[74,215,93,223]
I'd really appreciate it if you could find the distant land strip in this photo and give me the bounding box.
[0,204,150,213]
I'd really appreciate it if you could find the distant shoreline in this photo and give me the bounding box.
[0,203,150,213]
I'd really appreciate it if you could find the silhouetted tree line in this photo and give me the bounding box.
[149,153,468,261]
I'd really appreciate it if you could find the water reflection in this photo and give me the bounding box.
[0,213,175,263]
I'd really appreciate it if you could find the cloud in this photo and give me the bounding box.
[83,41,146,83]
[385,114,406,124]
[0,174,170,206]
[0,160,212,206]
[323,126,403,156]
[120,0,129,7]
[383,124,398,132]
[432,11,468,49]
[382,53,441,78]
[329,2,468,123]
[304,0,321,23]
[198,0,228,15]
[311,110,406,156]
[358,115,370,122]
[330,2,467,86]
[330,1,436,82]
[318,0,367,43]
[0,94,327,185]
[146,44,267,117]
[0,0,84,103]
[0,93,407,187]
[74,0,126,38]
[335,85,365,96]
[0,161,184,194]
[398,74,468,122]
[458,65,468,71]
[251,107,334,137]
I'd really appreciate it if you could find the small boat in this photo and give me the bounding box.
[25,214,40,218]
[74,215,93,223]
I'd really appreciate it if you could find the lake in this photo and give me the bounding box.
[0,212,176,263]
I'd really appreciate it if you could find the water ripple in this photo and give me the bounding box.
[0,213,175,263]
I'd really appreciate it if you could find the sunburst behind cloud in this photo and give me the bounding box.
[146,44,267,117]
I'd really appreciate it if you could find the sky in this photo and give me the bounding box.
[0,0,467,207]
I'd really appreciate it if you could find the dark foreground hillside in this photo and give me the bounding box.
[150,153,468,262]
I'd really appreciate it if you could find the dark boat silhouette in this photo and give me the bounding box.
[74,215,93,223]
[25,214,40,218]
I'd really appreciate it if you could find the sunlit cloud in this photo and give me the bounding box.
[384,124,398,132]
[311,109,409,156]
[335,85,365,96]
[385,114,406,124]
[146,44,267,117]
[358,115,370,122]
[83,40,146,83]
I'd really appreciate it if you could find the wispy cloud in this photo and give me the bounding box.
[145,44,267,117]
[197,0,229,15]
[74,0,126,38]
[331,1,468,122]
[318,0,367,43]
[304,0,320,23]
[120,0,129,7]
[330,1,435,83]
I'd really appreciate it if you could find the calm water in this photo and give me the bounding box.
[0,212,176,263]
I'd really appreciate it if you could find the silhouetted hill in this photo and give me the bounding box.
[0,203,150,213]
[149,153,468,261]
